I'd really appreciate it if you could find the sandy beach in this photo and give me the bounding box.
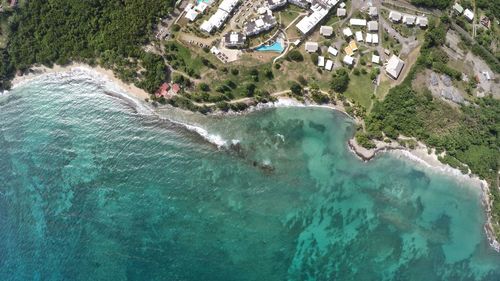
[11,63,150,101]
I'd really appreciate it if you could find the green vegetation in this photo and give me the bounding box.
[344,72,375,109]
[287,50,304,62]
[410,0,452,9]
[0,0,175,92]
[330,68,350,93]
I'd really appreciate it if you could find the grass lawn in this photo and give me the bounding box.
[165,41,207,76]
[344,73,375,109]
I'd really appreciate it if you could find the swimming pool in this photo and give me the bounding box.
[197,0,212,4]
[255,41,284,53]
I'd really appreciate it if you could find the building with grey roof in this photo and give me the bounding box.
[223,31,247,48]
[245,14,277,36]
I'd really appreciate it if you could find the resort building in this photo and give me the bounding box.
[245,14,277,36]
[453,3,464,14]
[195,2,209,13]
[389,11,402,23]
[349,40,358,52]
[318,56,325,67]
[416,16,428,28]
[328,46,338,56]
[355,31,364,42]
[295,0,339,35]
[288,0,310,9]
[343,55,354,66]
[342,27,353,37]
[349,18,367,27]
[185,9,199,22]
[325,59,334,71]
[464,9,474,21]
[366,33,379,44]
[305,41,319,53]
[200,0,240,33]
[371,54,380,65]
[223,31,247,48]
[337,8,347,17]
[367,21,378,32]
[403,14,416,25]
[368,6,378,18]
[266,0,287,10]
[320,26,334,37]
[385,55,405,79]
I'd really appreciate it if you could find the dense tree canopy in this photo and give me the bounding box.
[0,0,175,92]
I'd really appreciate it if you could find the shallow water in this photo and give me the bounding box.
[0,70,499,281]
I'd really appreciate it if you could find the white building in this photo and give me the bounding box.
[195,2,209,13]
[266,0,287,10]
[403,14,416,25]
[368,6,378,18]
[199,0,239,33]
[386,55,405,79]
[185,9,199,21]
[350,18,367,27]
[325,59,334,71]
[296,7,329,34]
[453,3,464,14]
[337,8,347,17]
[318,56,325,67]
[464,9,474,21]
[342,27,353,37]
[320,26,334,37]
[372,54,380,64]
[367,21,378,32]
[219,0,240,13]
[328,46,338,56]
[343,55,354,66]
[305,41,319,53]
[389,11,402,22]
[355,31,364,42]
[372,33,379,44]
[416,16,428,27]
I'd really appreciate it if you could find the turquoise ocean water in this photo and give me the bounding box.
[0,69,499,280]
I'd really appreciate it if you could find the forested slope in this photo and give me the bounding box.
[0,0,175,92]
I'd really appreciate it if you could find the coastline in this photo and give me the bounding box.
[9,65,500,252]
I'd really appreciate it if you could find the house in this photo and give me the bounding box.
[368,6,378,18]
[350,18,367,27]
[328,46,338,56]
[318,56,325,67]
[403,14,416,25]
[223,31,247,48]
[185,9,199,21]
[194,2,209,13]
[320,26,334,37]
[344,46,354,56]
[355,31,364,42]
[156,83,171,98]
[245,14,277,36]
[349,40,358,52]
[464,9,474,22]
[325,59,334,71]
[416,16,428,28]
[371,33,379,44]
[372,54,380,64]
[339,2,346,8]
[453,3,464,14]
[343,55,354,66]
[367,21,378,32]
[342,27,353,37]
[210,46,220,55]
[305,41,319,53]
[337,8,347,17]
[172,83,181,94]
[389,11,402,23]
[266,0,287,10]
[385,55,405,79]
[366,33,373,43]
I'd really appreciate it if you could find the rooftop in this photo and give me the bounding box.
[386,55,405,79]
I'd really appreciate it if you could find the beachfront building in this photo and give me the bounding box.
[266,0,287,10]
[245,14,277,36]
[367,21,378,32]
[349,18,367,27]
[464,9,474,21]
[386,55,405,79]
[337,8,347,17]
[389,11,402,23]
[328,46,338,56]
[305,41,319,53]
[453,3,464,15]
[343,55,354,66]
[223,31,247,48]
[403,14,416,26]
[416,16,428,28]
[342,27,353,37]
[318,56,325,67]
[200,0,240,33]
[320,26,334,37]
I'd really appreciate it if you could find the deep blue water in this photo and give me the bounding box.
[0,70,499,281]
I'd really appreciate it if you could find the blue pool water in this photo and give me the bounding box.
[255,41,284,53]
